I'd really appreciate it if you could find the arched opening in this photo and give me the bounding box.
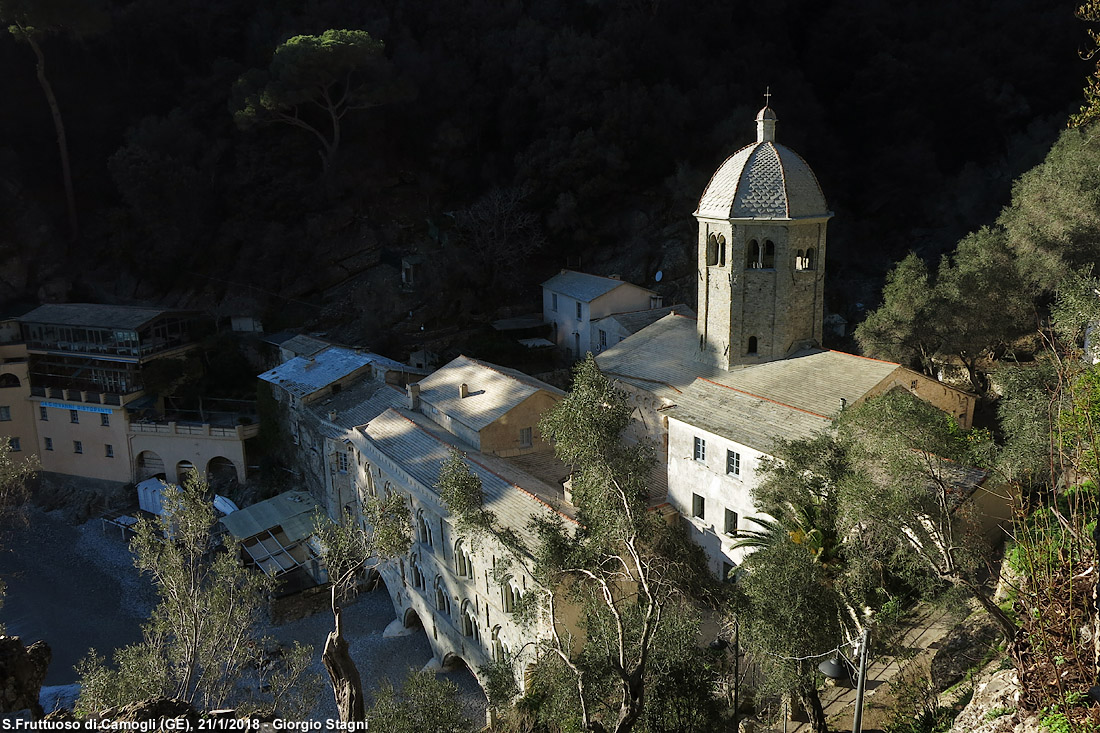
[411,561,426,591]
[795,249,805,269]
[206,456,238,487]
[434,576,451,616]
[747,336,758,355]
[0,373,20,388]
[454,539,474,579]
[502,577,522,613]
[460,601,480,641]
[805,247,816,270]
[135,450,165,481]
[718,234,727,267]
[176,460,197,483]
[746,240,760,269]
[705,234,719,266]
[491,626,507,663]
[763,240,775,268]
[403,607,424,630]
[417,510,434,547]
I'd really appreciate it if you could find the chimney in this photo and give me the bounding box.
[408,383,421,410]
[840,398,847,411]
[460,383,469,399]
[328,410,338,422]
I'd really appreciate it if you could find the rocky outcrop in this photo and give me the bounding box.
[947,667,1044,733]
[0,636,51,719]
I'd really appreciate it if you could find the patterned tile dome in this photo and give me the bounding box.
[696,108,829,220]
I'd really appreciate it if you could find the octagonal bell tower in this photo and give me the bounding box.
[694,104,833,370]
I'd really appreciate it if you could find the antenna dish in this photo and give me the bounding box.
[654,270,663,282]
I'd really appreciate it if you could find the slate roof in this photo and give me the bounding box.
[596,314,904,417]
[258,346,374,399]
[667,378,832,454]
[361,408,576,550]
[417,355,563,432]
[541,270,654,303]
[279,334,330,358]
[307,380,405,433]
[697,142,829,220]
[18,303,196,330]
[594,304,696,336]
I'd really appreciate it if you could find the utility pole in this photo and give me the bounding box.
[852,627,871,733]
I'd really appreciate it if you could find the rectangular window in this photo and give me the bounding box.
[39,406,48,421]
[519,427,532,447]
[44,437,53,451]
[599,330,607,350]
[726,449,741,476]
[8,437,19,452]
[576,301,582,319]
[336,451,349,472]
[0,406,10,421]
[693,436,706,462]
[73,440,83,454]
[692,493,705,520]
[725,509,739,536]
[70,410,79,424]
[105,444,114,458]
[100,413,110,427]
[551,293,558,312]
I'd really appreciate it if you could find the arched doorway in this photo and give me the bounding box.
[403,607,423,630]
[175,460,197,483]
[135,450,165,481]
[206,456,239,488]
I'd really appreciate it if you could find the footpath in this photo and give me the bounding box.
[780,605,957,733]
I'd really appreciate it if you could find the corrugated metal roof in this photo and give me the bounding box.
[362,408,576,550]
[17,303,196,330]
[220,490,319,543]
[541,270,653,303]
[667,378,832,454]
[258,346,374,399]
[417,355,563,432]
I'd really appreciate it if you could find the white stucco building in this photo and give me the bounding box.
[541,270,661,359]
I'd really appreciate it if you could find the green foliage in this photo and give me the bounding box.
[365,671,472,733]
[0,442,36,526]
[232,29,388,170]
[436,449,498,539]
[77,475,318,714]
[315,491,412,593]
[856,253,940,375]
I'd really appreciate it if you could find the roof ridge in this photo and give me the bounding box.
[825,349,900,367]
[386,408,578,525]
[457,354,551,391]
[697,377,833,421]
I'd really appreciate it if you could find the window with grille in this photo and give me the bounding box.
[726,450,740,476]
[692,493,705,519]
[693,437,706,462]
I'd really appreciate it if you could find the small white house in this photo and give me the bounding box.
[541,270,661,360]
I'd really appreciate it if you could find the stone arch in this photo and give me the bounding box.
[135,450,165,481]
[454,538,473,579]
[175,460,197,483]
[460,600,480,641]
[747,336,758,355]
[491,626,507,663]
[746,240,760,269]
[434,575,451,616]
[206,456,239,485]
[417,510,434,547]
[403,607,424,630]
[0,373,20,388]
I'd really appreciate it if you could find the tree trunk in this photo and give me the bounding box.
[969,582,1020,661]
[25,34,78,242]
[322,605,365,722]
[796,681,829,733]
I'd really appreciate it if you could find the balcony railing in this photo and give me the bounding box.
[129,421,260,440]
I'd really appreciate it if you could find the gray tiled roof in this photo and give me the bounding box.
[258,346,373,399]
[307,379,404,431]
[279,335,330,358]
[667,378,832,454]
[362,408,576,550]
[18,303,196,330]
[595,304,696,336]
[696,142,829,220]
[417,355,563,432]
[541,270,654,303]
[596,315,903,416]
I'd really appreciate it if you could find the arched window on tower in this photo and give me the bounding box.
[805,248,816,270]
[746,240,760,269]
[747,336,758,355]
[795,249,805,269]
[706,234,719,266]
[718,234,727,267]
[763,241,775,268]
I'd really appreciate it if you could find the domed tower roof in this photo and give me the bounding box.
[696,107,830,221]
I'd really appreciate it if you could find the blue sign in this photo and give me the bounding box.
[41,401,114,415]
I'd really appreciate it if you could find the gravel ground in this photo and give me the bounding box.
[2,508,487,724]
